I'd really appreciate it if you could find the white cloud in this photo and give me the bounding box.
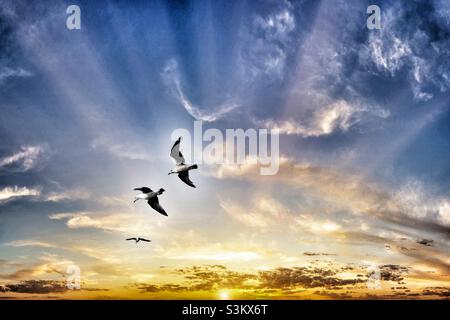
[3,240,56,248]
[0,67,33,83]
[49,212,156,234]
[0,145,44,171]
[254,9,295,40]
[239,2,295,79]
[0,186,40,201]
[369,36,411,76]
[162,59,238,122]
[220,195,291,230]
[392,179,450,227]
[46,189,90,202]
[360,3,450,101]
[264,100,389,137]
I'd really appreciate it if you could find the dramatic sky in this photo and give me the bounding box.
[1,0,450,299]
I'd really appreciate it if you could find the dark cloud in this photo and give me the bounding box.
[258,266,364,290]
[0,280,108,295]
[422,287,450,298]
[0,280,67,294]
[136,264,367,294]
[379,265,408,283]
[417,239,434,247]
[303,252,336,256]
[313,290,354,299]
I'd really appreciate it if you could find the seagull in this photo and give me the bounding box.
[126,237,151,243]
[133,187,168,216]
[169,137,198,188]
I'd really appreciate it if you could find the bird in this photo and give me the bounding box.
[126,237,151,243]
[168,137,198,188]
[417,239,434,247]
[133,187,168,216]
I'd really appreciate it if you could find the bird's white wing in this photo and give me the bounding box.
[170,137,185,165]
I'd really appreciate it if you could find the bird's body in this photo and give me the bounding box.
[169,137,198,188]
[133,187,168,216]
[126,237,151,243]
[135,191,161,201]
[171,163,197,174]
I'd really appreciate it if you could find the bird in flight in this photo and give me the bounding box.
[126,237,151,243]
[169,137,198,188]
[133,187,168,216]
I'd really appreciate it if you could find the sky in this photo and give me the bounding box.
[1,0,450,299]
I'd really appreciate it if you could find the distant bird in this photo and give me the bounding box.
[417,239,434,247]
[133,187,168,216]
[169,137,198,188]
[126,237,151,243]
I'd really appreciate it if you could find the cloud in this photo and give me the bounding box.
[303,252,336,257]
[151,229,272,263]
[4,240,56,248]
[379,264,409,283]
[238,0,296,80]
[360,1,450,101]
[0,185,93,205]
[45,189,90,202]
[0,145,44,172]
[0,253,73,281]
[162,59,238,122]
[0,66,32,83]
[264,100,388,137]
[422,287,450,297]
[2,241,125,277]
[0,186,40,201]
[219,195,291,230]
[135,263,369,296]
[0,280,67,293]
[48,212,156,235]
[215,159,450,237]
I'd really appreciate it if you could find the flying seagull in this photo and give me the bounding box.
[133,187,168,216]
[169,137,198,188]
[126,237,151,243]
[417,239,434,247]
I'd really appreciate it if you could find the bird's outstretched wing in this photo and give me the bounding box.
[126,238,137,241]
[178,171,196,188]
[138,238,151,242]
[134,187,152,193]
[147,197,168,216]
[170,137,185,165]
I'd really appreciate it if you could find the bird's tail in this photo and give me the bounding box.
[189,164,198,170]
[158,188,165,195]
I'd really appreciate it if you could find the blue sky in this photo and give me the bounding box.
[1,0,450,299]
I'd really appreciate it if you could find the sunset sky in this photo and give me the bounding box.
[1,0,450,299]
